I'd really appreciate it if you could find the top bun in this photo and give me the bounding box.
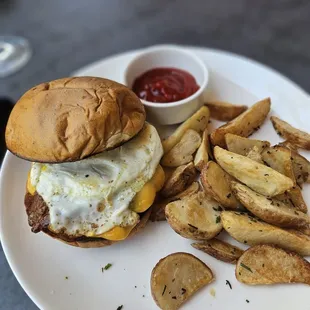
[5,77,146,163]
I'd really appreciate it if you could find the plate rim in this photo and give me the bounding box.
[1,45,310,310]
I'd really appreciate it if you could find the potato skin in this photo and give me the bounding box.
[211,98,271,148]
[271,116,310,150]
[192,239,244,264]
[205,101,247,122]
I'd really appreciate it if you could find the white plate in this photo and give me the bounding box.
[1,46,310,310]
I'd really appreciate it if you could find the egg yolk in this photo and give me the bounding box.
[26,164,165,240]
[101,166,165,240]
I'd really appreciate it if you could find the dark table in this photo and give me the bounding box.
[1,0,310,309]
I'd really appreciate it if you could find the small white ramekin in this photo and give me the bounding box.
[123,45,209,125]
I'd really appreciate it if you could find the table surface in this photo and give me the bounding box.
[1,0,310,309]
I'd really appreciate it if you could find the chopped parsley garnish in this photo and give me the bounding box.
[162,285,167,296]
[240,263,253,273]
[216,216,221,223]
[117,306,123,310]
[65,276,69,280]
[246,299,250,303]
[225,280,232,289]
[104,263,112,270]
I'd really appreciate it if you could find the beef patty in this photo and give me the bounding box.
[24,192,149,245]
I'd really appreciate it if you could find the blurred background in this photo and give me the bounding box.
[1,0,310,308]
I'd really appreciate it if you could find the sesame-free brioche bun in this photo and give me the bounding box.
[5,77,146,163]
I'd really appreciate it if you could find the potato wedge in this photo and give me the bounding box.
[192,238,244,264]
[236,244,310,285]
[194,129,210,171]
[161,163,197,198]
[150,182,200,222]
[201,161,241,209]
[291,150,310,186]
[151,182,200,222]
[271,116,310,150]
[225,133,270,156]
[161,130,201,167]
[221,211,310,256]
[214,146,294,196]
[273,192,294,208]
[231,182,310,228]
[210,98,271,148]
[298,226,310,237]
[261,146,295,181]
[278,140,298,152]
[275,187,308,213]
[162,106,210,153]
[165,192,223,240]
[276,141,310,185]
[151,252,214,310]
[246,146,263,163]
[205,101,247,121]
[261,146,308,213]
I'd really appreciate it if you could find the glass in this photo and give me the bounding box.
[0,36,32,77]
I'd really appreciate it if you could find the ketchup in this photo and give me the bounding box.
[132,67,199,103]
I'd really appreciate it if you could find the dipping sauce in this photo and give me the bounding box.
[132,67,199,103]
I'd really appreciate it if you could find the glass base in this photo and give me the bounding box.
[0,36,32,78]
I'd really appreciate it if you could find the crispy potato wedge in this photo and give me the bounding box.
[221,211,310,256]
[151,252,214,310]
[205,101,247,121]
[273,192,295,208]
[194,129,210,171]
[236,244,310,285]
[246,146,263,163]
[231,182,310,228]
[225,133,270,156]
[261,146,308,213]
[278,140,298,152]
[192,238,244,264]
[275,187,308,213]
[298,226,310,237]
[201,161,241,209]
[214,146,294,196]
[271,116,310,150]
[210,98,271,148]
[291,150,310,186]
[161,130,201,167]
[161,163,197,198]
[150,182,200,222]
[277,141,310,185]
[162,106,210,154]
[262,146,295,181]
[165,192,223,240]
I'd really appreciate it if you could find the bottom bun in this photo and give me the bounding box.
[25,192,152,248]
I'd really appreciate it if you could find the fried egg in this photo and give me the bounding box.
[29,123,163,238]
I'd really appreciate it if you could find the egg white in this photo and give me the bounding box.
[30,123,163,237]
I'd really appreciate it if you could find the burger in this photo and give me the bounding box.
[5,77,164,248]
